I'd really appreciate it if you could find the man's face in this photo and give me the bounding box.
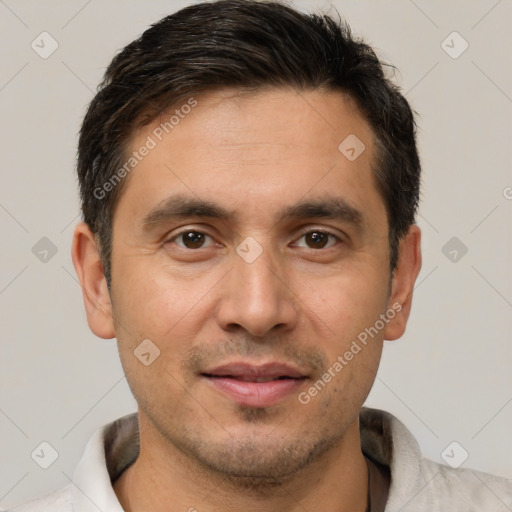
[106,88,395,481]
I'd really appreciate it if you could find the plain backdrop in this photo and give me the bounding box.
[1,0,511,507]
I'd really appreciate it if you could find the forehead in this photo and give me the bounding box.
[115,87,383,226]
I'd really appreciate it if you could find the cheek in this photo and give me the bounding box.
[112,259,219,343]
[297,265,390,338]
[110,267,205,403]
[295,265,389,402]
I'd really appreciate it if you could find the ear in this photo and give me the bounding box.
[383,225,422,341]
[71,222,115,339]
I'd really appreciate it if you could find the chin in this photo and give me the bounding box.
[176,427,341,489]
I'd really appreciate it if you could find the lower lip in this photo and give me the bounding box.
[204,376,306,408]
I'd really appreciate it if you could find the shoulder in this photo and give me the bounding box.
[360,408,512,511]
[408,457,512,511]
[6,484,73,512]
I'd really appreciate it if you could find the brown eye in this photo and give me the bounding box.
[304,231,330,248]
[176,231,209,249]
[294,230,338,250]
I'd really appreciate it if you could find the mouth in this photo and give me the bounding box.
[204,375,300,382]
[201,362,308,408]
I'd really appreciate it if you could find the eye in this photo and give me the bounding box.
[170,230,215,249]
[294,230,339,249]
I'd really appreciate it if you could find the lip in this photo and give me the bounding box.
[202,361,308,408]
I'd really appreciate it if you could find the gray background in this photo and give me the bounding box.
[1,0,511,507]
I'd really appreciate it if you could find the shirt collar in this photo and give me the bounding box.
[359,408,424,511]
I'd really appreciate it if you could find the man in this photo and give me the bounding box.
[11,0,512,511]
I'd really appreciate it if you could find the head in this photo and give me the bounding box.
[73,0,421,488]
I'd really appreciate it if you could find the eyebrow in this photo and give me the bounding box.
[142,193,364,230]
[276,197,363,227]
[143,195,230,228]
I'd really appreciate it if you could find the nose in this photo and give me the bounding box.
[216,247,298,338]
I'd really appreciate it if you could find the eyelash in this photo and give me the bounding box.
[165,228,342,250]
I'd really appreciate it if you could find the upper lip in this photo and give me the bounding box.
[202,361,307,379]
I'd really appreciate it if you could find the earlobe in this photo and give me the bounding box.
[384,225,422,341]
[71,222,115,339]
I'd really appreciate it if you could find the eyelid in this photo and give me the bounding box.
[296,226,344,241]
[164,227,217,248]
[291,228,344,250]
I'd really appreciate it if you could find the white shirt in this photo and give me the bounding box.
[8,408,512,512]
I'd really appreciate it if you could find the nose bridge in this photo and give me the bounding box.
[217,242,297,336]
[238,250,280,303]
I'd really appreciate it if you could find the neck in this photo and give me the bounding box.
[113,414,369,512]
